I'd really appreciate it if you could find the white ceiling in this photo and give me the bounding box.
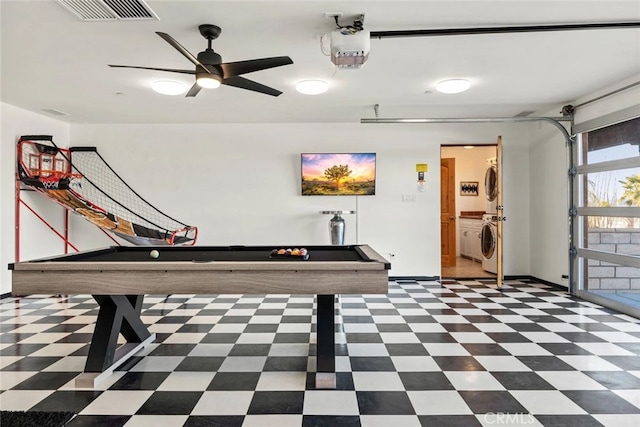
[1,0,639,124]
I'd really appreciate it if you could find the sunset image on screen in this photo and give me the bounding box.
[301,153,376,196]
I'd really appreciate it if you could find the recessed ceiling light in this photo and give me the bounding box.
[151,80,187,95]
[436,79,471,94]
[464,145,474,149]
[296,80,329,95]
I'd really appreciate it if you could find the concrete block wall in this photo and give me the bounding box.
[587,228,640,291]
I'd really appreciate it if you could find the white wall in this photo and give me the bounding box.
[528,121,570,287]
[1,103,71,295]
[2,113,538,293]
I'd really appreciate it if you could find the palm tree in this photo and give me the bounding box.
[619,174,640,207]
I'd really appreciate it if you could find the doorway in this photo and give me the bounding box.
[441,145,498,279]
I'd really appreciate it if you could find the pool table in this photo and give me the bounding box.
[10,244,390,388]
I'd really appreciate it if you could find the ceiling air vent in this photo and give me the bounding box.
[56,0,158,21]
[513,110,536,118]
[42,108,70,117]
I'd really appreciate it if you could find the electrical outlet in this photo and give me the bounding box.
[561,274,569,282]
[324,12,343,19]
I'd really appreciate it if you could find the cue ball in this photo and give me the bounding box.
[150,250,159,259]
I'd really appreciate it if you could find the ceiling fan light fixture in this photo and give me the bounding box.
[296,80,329,95]
[436,79,471,94]
[196,74,222,89]
[151,80,187,95]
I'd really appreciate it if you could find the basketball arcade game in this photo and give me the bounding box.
[15,135,197,260]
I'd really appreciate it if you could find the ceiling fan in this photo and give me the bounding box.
[109,24,294,97]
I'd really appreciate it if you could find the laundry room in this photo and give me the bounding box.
[441,145,498,278]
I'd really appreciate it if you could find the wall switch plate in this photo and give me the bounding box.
[402,194,416,202]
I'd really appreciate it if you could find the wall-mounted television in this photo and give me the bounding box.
[301,153,376,196]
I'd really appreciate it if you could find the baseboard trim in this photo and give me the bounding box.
[390,276,439,282]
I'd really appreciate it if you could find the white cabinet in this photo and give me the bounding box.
[459,218,482,261]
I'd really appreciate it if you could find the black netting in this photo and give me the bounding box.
[67,148,193,241]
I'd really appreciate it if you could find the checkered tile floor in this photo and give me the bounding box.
[2,279,640,426]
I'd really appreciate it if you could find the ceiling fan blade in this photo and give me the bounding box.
[185,83,202,97]
[109,65,196,75]
[156,32,212,72]
[370,21,640,39]
[219,56,293,78]
[222,76,283,97]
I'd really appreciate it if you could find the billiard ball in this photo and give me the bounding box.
[150,250,159,259]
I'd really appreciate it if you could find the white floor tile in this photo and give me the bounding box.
[303,390,359,415]
[256,372,307,391]
[80,390,154,415]
[444,371,505,390]
[407,391,473,415]
[593,415,640,427]
[509,390,587,414]
[360,415,422,427]
[536,371,607,390]
[352,372,405,390]
[124,415,189,427]
[422,343,470,356]
[0,390,54,411]
[557,355,623,371]
[346,343,389,357]
[129,356,185,372]
[391,356,439,372]
[242,415,303,427]
[498,343,552,356]
[218,356,267,372]
[157,371,216,391]
[474,356,532,372]
[191,391,254,415]
[575,342,635,356]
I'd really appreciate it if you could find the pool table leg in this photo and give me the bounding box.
[84,295,152,372]
[316,294,336,389]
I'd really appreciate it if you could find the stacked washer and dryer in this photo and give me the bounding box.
[481,158,498,274]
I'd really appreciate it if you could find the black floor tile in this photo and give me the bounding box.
[356,391,415,415]
[207,372,261,390]
[516,356,576,371]
[602,356,640,370]
[584,371,640,389]
[533,415,605,427]
[67,415,132,426]
[458,390,527,414]
[349,357,396,371]
[136,391,203,415]
[345,333,384,343]
[538,343,595,355]
[0,343,47,357]
[263,356,308,371]
[418,415,482,427]
[303,415,361,427]
[183,416,245,427]
[491,371,555,390]
[562,390,640,414]
[148,343,196,356]
[175,356,225,371]
[31,390,103,413]
[228,344,271,356]
[1,356,61,371]
[11,371,79,390]
[109,372,170,390]
[433,356,485,371]
[398,371,455,390]
[385,343,429,356]
[461,343,511,355]
[247,391,305,414]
